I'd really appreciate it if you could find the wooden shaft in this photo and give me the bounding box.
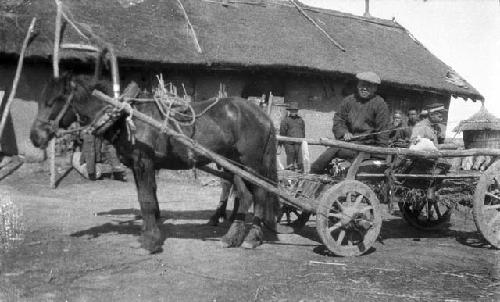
[0,18,36,140]
[277,135,500,158]
[357,172,482,179]
[92,90,304,209]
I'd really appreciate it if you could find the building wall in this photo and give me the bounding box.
[0,61,451,163]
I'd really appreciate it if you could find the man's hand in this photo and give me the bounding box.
[343,132,354,141]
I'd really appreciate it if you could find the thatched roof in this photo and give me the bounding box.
[0,0,482,100]
[454,105,500,132]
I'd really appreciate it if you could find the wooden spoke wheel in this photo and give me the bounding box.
[316,180,382,256]
[398,197,452,231]
[473,166,500,248]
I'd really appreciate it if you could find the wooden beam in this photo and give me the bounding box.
[277,135,500,158]
[60,43,99,52]
[177,0,203,53]
[291,0,346,52]
[53,0,62,78]
[0,18,36,140]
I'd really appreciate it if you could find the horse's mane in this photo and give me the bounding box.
[68,74,113,102]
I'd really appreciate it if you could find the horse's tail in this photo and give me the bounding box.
[261,122,279,232]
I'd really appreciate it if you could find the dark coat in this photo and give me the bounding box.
[333,94,391,146]
[279,115,305,139]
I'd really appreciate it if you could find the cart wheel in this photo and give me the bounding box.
[316,180,382,256]
[473,165,500,248]
[398,197,452,231]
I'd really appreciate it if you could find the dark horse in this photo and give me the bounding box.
[30,73,279,253]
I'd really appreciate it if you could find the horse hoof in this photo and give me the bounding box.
[220,220,246,248]
[241,225,263,249]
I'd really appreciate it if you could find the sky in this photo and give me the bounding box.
[301,0,500,137]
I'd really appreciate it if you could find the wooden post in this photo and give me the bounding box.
[267,91,273,115]
[49,138,56,189]
[53,0,62,78]
[0,18,37,139]
[301,140,310,174]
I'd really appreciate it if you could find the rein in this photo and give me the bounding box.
[37,92,75,134]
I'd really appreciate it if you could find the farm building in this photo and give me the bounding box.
[0,0,483,161]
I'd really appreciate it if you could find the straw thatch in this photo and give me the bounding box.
[0,0,482,100]
[454,105,500,132]
[454,105,500,149]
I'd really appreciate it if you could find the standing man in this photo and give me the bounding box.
[279,102,305,170]
[310,71,391,174]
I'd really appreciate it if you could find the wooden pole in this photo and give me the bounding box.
[92,90,308,210]
[177,0,203,53]
[48,138,56,188]
[277,135,500,158]
[53,0,62,78]
[267,91,273,115]
[301,140,310,173]
[0,18,36,139]
[291,0,346,52]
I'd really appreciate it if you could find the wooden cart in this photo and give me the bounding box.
[276,136,500,256]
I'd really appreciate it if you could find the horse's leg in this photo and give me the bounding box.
[228,196,240,222]
[132,153,162,253]
[220,175,252,248]
[208,179,231,226]
[241,185,268,249]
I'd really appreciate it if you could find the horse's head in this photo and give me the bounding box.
[30,73,110,149]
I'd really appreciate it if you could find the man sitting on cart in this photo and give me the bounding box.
[310,71,391,174]
[410,103,447,148]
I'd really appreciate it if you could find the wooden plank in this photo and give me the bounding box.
[277,135,500,158]
[0,18,36,139]
[92,90,309,211]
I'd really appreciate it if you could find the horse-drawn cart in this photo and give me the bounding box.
[40,2,498,256]
[276,137,500,256]
[92,91,500,256]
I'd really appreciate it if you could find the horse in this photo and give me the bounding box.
[30,73,280,253]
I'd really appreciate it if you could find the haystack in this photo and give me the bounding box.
[454,105,500,149]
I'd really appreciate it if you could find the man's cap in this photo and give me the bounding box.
[425,103,448,113]
[287,102,299,110]
[355,71,381,85]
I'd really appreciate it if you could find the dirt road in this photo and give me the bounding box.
[0,164,498,301]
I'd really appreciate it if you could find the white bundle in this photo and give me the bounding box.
[409,137,438,151]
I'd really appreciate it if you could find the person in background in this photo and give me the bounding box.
[407,107,419,131]
[411,103,447,147]
[279,102,305,170]
[389,110,411,147]
[310,71,390,174]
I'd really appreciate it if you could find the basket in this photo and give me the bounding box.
[463,130,500,149]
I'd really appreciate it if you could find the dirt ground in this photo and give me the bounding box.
[0,163,498,302]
